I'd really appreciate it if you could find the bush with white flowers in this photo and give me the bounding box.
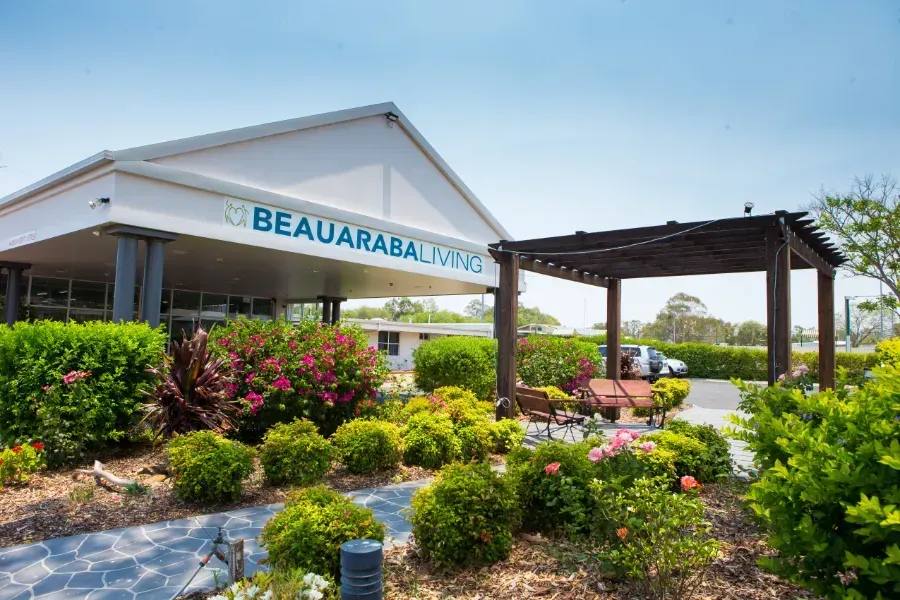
[209,569,335,600]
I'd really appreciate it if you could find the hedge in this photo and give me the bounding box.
[0,321,166,464]
[413,336,497,400]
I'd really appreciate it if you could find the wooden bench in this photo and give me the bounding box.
[581,379,664,427]
[515,386,586,442]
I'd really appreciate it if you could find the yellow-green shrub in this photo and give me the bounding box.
[413,336,497,400]
[167,431,255,502]
[259,419,332,485]
[488,419,526,453]
[454,412,493,462]
[402,412,460,468]
[331,419,402,474]
[651,378,691,410]
[399,396,444,422]
[875,338,900,365]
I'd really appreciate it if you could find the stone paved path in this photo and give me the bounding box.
[0,479,429,600]
[0,409,740,600]
[677,406,755,474]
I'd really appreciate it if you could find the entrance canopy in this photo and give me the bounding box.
[488,212,846,419]
[0,103,507,333]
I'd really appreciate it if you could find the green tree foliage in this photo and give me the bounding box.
[732,320,767,346]
[808,174,900,315]
[641,293,734,344]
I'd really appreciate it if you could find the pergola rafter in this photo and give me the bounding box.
[489,211,846,420]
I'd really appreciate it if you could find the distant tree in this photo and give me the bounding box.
[807,174,900,316]
[835,305,879,347]
[410,310,475,324]
[732,321,767,346]
[342,305,391,320]
[517,302,560,327]
[591,322,607,331]
[622,320,642,338]
[463,298,491,320]
[642,293,732,343]
[416,298,440,314]
[384,297,417,321]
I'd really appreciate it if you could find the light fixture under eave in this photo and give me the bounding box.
[743,202,755,217]
[92,231,100,237]
[88,197,110,209]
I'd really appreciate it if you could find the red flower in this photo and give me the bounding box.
[10,446,22,454]
[680,475,702,491]
[544,462,560,476]
[32,442,44,452]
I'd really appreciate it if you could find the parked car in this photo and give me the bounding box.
[598,344,663,381]
[656,352,688,378]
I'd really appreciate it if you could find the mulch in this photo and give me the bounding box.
[382,479,817,600]
[0,443,436,549]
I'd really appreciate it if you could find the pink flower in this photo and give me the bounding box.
[231,359,243,369]
[288,340,297,350]
[301,355,315,368]
[777,373,786,382]
[41,385,53,392]
[680,475,702,491]
[245,372,256,383]
[639,441,656,453]
[245,391,264,414]
[271,377,292,391]
[588,447,605,463]
[616,428,641,441]
[544,462,560,476]
[112,495,120,502]
[228,352,239,360]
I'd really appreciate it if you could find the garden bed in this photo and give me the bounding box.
[383,480,815,600]
[0,443,436,549]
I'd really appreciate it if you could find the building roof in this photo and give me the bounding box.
[0,103,512,240]
[347,318,493,337]
[492,212,845,280]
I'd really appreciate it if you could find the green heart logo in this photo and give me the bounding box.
[225,200,248,227]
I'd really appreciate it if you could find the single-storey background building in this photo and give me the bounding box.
[344,318,493,371]
[0,103,513,337]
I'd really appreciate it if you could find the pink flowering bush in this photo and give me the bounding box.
[209,318,389,438]
[516,337,602,395]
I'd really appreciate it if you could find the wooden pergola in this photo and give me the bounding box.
[488,211,846,419]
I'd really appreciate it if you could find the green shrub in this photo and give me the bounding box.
[0,321,165,464]
[260,485,385,579]
[410,462,519,566]
[592,476,718,599]
[376,398,406,423]
[488,419,526,453]
[875,338,900,365]
[531,385,570,399]
[413,336,497,400]
[260,419,332,485]
[331,419,402,474]
[434,386,480,422]
[455,417,493,462]
[506,440,599,535]
[666,419,731,482]
[0,442,46,488]
[402,412,460,468]
[651,378,691,410]
[636,430,708,483]
[399,395,445,422]
[167,431,255,503]
[517,337,602,394]
[727,371,900,598]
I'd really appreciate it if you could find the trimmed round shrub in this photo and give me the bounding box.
[331,419,402,474]
[506,440,599,535]
[260,419,332,485]
[455,418,493,462]
[635,430,708,482]
[666,419,731,482]
[402,412,460,468]
[517,337,602,394]
[434,386,480,422]
[410,462,519,566]
[167,431,255,503]
[413,336,497,400]
[399,396,445,422]
[651,378,691,410]
[260,486,385,579]
[488,419,526,453]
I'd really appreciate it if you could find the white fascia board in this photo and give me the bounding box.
[113,160,493,257]
[0,151,114,209]
[349,319,492,336]
[111,102,512,242]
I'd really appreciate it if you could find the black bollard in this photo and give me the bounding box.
[340,539,383,600]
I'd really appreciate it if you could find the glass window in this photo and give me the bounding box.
[160,289,172,316]
[418,333,430,341]
[252,298,274,321]
[30,277,69,307]
[69,280,107,311]
[172,290,200,316]
[228,296,252,319]
[598,346,607,358]
[200,293,228,319]
[68,310,105,324]
[378,331,400,356]
[170,316,198,339]
[31,306,67,321]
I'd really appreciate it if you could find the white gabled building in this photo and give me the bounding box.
[0,103,513,337]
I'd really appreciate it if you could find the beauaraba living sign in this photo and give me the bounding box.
[223,198,486,275]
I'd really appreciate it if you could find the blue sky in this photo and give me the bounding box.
[2,1,899,328]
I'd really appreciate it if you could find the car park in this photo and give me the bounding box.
[598,344,663,381]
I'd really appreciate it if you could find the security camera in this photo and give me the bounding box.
[89,197,110,209]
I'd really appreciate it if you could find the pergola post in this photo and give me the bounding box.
[766,225,792,384]
[818,271,836,390]
[495,250,518,420]
[604,279,622,420]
